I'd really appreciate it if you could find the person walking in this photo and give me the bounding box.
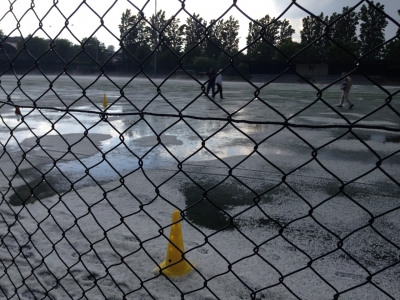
[213,69,224,99]
[337,72,354,108]
[199,68,216,98]
[14,105,22,121]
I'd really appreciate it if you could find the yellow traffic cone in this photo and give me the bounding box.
[157,210,193,277]
[102,94,108,107]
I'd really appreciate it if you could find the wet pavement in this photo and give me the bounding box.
[1,75,399,299]
[1,75,399,202]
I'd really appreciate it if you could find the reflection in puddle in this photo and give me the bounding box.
[346,132,400,144]
[3,107,280,205]
[369,134,385,143]
[385,135,400,144]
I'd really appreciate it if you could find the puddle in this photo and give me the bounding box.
[345,132,400,144]
[2,78,399,208]
[181,177,276,231]
[5,109,264,205]
[8,167,65,206]
[385,135,400,143]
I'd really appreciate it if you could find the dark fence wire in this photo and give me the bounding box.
[0,0,400,299]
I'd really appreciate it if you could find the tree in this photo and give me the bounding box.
[203,16,240,61]
[209,16,239,55]
[181,13,208,66]
[18,35,49,61]
[119,9,151,62]
[50,38,79,62]
[358,1,388,60]
[147,10,185,73]
[222,16,240,54]
[146,10,168,52]
[272,19,296,61]
[383,9,400,62]
[325,7,360,62]
[383,39,400,62]
[397,9,400,39]
[246,15,281,61]
[191,55,215,68]
[277,19,295,45]
[202,19,222,60]
[17,36,75,72]
[77,37,107,65]
[182,13,207,51]
[328,7,359,44]
[274,40,302,62]
[300,13,330,62]
[247,15,280,49]
[161,15,185,54]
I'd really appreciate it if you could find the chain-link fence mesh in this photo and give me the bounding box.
[0,0,399,299]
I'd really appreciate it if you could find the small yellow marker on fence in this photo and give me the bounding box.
[157,210,193,277]
[102,94,108,107]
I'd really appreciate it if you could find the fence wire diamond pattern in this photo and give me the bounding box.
[0,1,399,299]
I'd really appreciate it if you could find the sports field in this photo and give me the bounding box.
[0,75,399,299]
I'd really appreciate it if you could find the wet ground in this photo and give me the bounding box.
[0,75,399,299]
[1,75,399,207]
[1,75,399,201]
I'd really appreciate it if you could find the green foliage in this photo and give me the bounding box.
[50,38,79,62]
[208,16,240,55]
[116,9,241,72]
[161,16,185,53]
[278,19,295,45]
[191,55,216,68]
[328,7,359,45]
[274,40,302,62]
[246,15,295,63]
[325,7,360,61]
[182,43,202,66]
[300,13,330,62]
[246,15,280,59]
[1,3,397,75]
[325,40,359,63]
[183,13,207,51]
[18,35,50,60]
[78,37,108,64]
[358,1,388,60]
[383,39,400,62]
[119,9,151,62]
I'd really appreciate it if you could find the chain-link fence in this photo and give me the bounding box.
[1,1,399,299]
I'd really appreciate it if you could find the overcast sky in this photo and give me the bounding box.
[1,0,399,50]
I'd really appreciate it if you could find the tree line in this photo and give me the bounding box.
[0,1,399,75]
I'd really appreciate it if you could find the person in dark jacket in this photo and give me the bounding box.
[199,68,216,98]
[14,105,22,121]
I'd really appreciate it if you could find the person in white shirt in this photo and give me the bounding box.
[337,72,354,108]
[213,69,225,99]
